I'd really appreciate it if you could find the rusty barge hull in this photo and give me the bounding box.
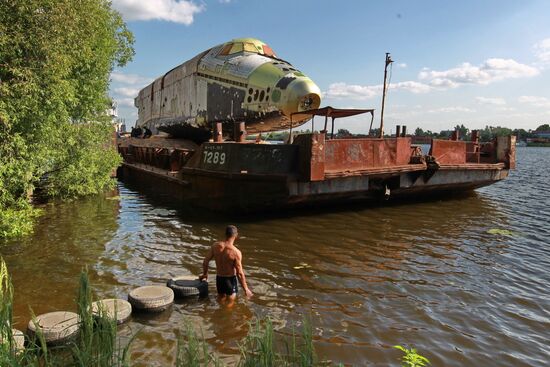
[117,132,515,212]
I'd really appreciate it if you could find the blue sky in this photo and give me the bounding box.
[110,0,550,133]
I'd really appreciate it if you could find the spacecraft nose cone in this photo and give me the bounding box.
[280,79,321,117]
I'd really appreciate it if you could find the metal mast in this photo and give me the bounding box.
[379,53,393,138]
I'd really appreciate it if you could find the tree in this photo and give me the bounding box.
[454,124,469,139]
[478,125,514,142]
[414,127,425,136]
[535,124,550,131]
[336,128,352,138]
[0,0,134,238]
[512,128,530,140]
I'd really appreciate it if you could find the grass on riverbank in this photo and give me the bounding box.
[176,317,334,367]
[0,259,132,366]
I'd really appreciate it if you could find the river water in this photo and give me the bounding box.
[2,147,549,366]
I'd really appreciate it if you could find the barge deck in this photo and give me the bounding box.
[117,110,515,212]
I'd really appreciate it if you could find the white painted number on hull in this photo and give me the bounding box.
[204,151,226,165]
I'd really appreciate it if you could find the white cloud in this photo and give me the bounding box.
[534,38,550,63]
[111,72,153,85]
[117,98,136,108]
[114,87,140,98]
[391,81,431,94]
[397,63,407,68]
[324,80,430,100]
[518,95,550,108]
[418,58,539,88]
[475,96,506,105]
[111,0,204,25]
[496,106,516,112]
[325,56,539,100]
[427,106,475,113]
[324,82,381,100]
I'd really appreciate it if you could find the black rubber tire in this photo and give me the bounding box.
[167,276,208,298]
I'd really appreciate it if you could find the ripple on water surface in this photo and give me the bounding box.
[3,147,550,366]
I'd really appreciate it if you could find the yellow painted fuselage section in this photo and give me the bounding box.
[135,38,321,140]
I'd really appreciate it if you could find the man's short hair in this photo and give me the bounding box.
[225,225,238,238]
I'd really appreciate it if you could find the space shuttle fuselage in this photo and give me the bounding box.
[134,38,321,141]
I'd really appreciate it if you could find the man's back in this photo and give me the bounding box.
[212,241,241,277]
[200,225,252,298]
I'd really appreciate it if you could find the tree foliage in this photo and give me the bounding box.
[0,0,134,238]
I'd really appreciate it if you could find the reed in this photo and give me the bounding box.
[175,319,222,367]
[0,259,134,367]
[1,257,427,366]
[0,258,41,366]
[238,317,321,367]
[69,268,132,367]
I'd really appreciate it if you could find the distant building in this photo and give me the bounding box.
[534,130,550,139]
[107,101,126,133]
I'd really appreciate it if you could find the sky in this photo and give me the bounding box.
[109,0,550,134]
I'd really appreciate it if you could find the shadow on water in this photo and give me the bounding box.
[119,174,486,224]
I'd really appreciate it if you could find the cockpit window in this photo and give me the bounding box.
[262,45,276,57]
[218,43,233,56]
[229,42,243,54]
[217,41,278,57]
[243,42,259,53]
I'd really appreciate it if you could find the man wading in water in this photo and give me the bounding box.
[199,225,253,300]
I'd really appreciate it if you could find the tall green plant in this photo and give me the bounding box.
[0,258,43,366]
[0,258,15,362]
[70,268,133,367]
[238,317,319,367]
[0,0,133,239]
[176,319,222,367]
[0,259,134,366]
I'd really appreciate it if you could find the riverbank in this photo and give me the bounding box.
[526,142,550,147]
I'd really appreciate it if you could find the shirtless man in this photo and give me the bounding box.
[199,225,253,299]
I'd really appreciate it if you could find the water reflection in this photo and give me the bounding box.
[3,190,120,323]
[3,148,549,366]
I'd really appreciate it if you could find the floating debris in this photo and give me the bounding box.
[293,262,312,270]
[487,228,515,236]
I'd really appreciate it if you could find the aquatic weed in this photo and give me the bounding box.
[394,345,430,367]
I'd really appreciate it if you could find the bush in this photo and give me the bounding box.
[0,0,133,239]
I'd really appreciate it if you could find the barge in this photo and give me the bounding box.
[117,107,516,211]
[117,40,515,211]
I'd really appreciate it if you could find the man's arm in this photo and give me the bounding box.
[199,245,214,281]
[234,250,253,297]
